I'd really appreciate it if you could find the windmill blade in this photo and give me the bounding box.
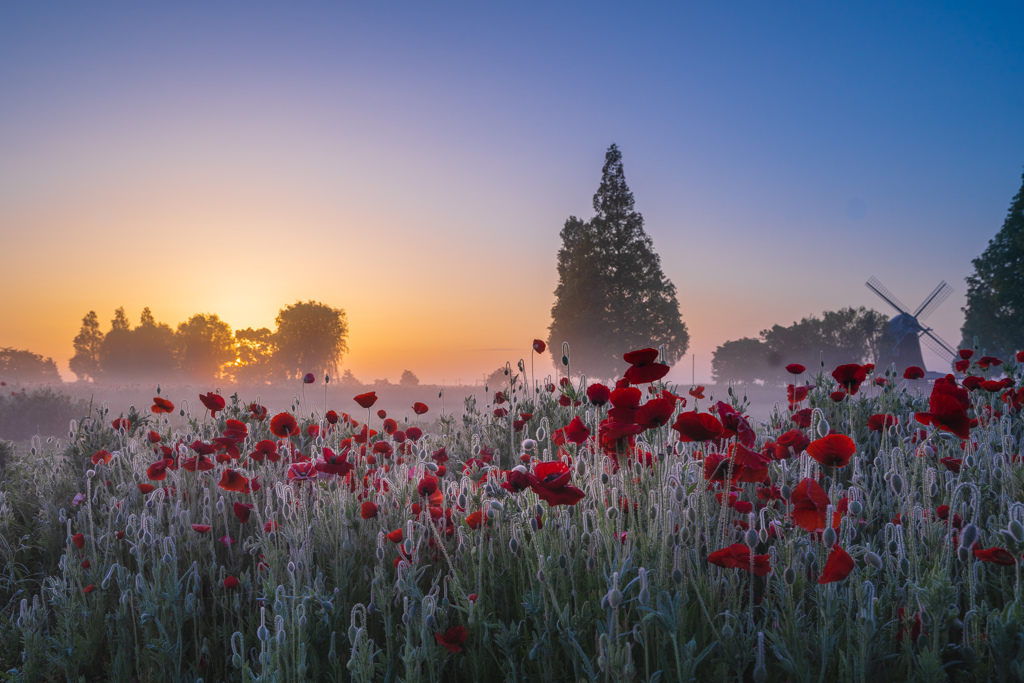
[866,277,911,315]
[914,281,953,320]
[920,328,957,361]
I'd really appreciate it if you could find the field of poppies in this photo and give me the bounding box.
[1,344,1024,682]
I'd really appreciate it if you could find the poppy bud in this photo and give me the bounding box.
[721,624,734,639]
[672,568,683,585]
[745,529,758,548]
[817,420,830,438]
[865,551,882,570]
[960,524,979,550]
[849,500,863,516]
[606,587,622,609]
[899,557,911,574]
[823,527,837,548]
[509,537,519,554]
[783,567,796,584]
[780,485,791,500]
[1009,520,1024,544]
[890,474,904,496]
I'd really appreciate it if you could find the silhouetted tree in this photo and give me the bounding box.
[70,311,103,382]
[400,370,420,386]
[0,348,61,383]
[176,314,234,382]
[231,327,277,384]
[339,369,361,387]
[274,301,349,380]
[111,307,130,332]
[962,169,1024,359]
[97,308,176,382]
[711,307,888,384]
[548,144,689,379]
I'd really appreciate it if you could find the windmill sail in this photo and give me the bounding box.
[866,277,957,376]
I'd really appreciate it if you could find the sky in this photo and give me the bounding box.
[1,1,1022,386]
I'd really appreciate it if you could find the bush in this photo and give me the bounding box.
[0,388,90,441]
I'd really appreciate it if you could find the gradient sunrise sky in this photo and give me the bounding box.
[2,2,1022,386]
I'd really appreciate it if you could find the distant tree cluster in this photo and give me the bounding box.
[961,169,1024,359]
[69,300,349,385]
[0,348,61,384]
[711,307,889,385]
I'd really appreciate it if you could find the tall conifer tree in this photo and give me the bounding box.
[548,144,689,379]
[70,311,103,381]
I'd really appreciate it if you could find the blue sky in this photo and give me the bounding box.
[1,2,1022,383]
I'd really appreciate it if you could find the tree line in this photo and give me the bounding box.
[69,300,348,384]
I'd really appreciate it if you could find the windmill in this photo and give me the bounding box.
[865,277,958,375]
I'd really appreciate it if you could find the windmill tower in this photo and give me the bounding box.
[865,277,958,375]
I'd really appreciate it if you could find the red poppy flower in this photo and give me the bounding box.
[728,442,772,483]
[249,403,268,421]
[249,439,278,462]
[465,511,484,529]
[527,461,585,506]
[435,624,468,653]
[973,547,1016,565]
[915,375,972,439]
[707,544,771,576]
[563,416,591,444]
[223,419,248,441]
[417,475,439,497]
[287,461,317,482]
[151,397,175,414]
[91,449,113,465]
[233,502,254,523]
[791,408,812,428]
[111,417,131,431]
[867,414,898,432]
[270,412,300,438]
[775,429,810,458]
[623,348,670,384]
[360,501,378,519]
[806,434,855,468]
[586,383,611,406]
[501,468,531,493]
[831,364,867,395]
[791,477,830,532]
[138,483,156,494]
[688,386,705,399]
[191,524,212,533]
[940,457,963,473]
[903,366,925,380]
[635,397,675,430]
[72,533,85,549]
[199,392,225,416]
[958,349,974,360]
[146,430,161,444]
[406,426,423,441]
[223,576,240,589]
[146,459,170,481]
[786,364,806,375]
[1017,351,1024,363]
[672,411,725,442]
[218,469,250,493]
[264,520,279,533]
[787,384,809,407]
[385,528,403,543]
[303,373,315,384]
[716,402,756,447]
[354,392,378,409]
[412,402,429,415]
[83,584,96,594]
[830,390,847,402]
[532,339,546,354]
[818,545,855,583]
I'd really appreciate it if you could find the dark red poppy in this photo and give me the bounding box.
[903,366,925,380]
[435,624,468,653]
[915,375,972,439]
[412,402,429,415]
[775,429,810,458]
[830,390,847,402]
[867,414,898,432]
[385,528,403,543]
[72,533,85,549]
[532,339,546,354]
[688,386,705,399]
[791,408,812,429]
[249,403,268,421]
[233,502,254,523]
[791,477,830,532]
[111,417,131,431]
[287,461,317,482]
[218,469,250,493]
[728,442,771,483]
[417,475,439,497]
[623,348,670,384]
[832,364,867,395]
[138,483,156,494]
[317,448,354,477]
[270,412,300,438]
[199,392,225,416]
[958,349,974,360]
[716,402,756,447]
[354,392,378,409]
[586,383,611,406]
[360,501,378,519]
[465,510,483,529]
[563,416,590,444]
[940,457,963,473]
[973,547,1016,565]
[151,397,175,414]
[223,576,240,589]
[707,544,771,576]
[786,364,806,375]
[527,461,585,506]
[406,426,423,442]
[807,434,856,468]
[787,384,809,407]
[672,411,725,442]
[249,439,278,462]
[323,409,339,424]
[501,468,532,493]
[191,524,211,533]
[146,459,170,481]
[635,397,675,429]
[818,545,855,583]
[83,584,96,594]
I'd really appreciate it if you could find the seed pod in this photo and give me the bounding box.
[960,524,979,550]
[745,529,758,548]
[865,552,882,570]
[823,527,837,548]
[675,485,685,503]
[1009,520,1024,544]
[817,420,829,438]
[721,624,734,639]
[849,500,863,516]
[606,588,622,608]
[783,567,796,585]
[780,485,791,500]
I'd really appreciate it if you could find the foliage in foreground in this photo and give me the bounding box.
[2,348,1024,681]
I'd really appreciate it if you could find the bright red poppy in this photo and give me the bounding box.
[806,434,856,468]
[786,364,806,375]
[354,392,378,409]
[634,398,675,430]
[233,502,254,523]
[623,348,670,384]
[417,475,439,497]
[146,459,170,481]
[270,412,300,438]
[72,533,85,549]
[199,392,225,416]
[466,510,484,529]
[527,461,585,506]
[672,411,725,442]
[435,624,468,653]
[867,414,898,432]
[973,547,1016,565]
[360,501,378,519]
[707,544,771,576]
[385,528,403,543]
[138,483,156,494]
[218,469,250,493]
[586,383,611,406]
[563,416,591,444]
[406,426,423,441]
[903,366,925,380]
[818,545,855,583]
[303,373,316,384]
[223,576,240,589]
[91,449,113,465]
[249,439,278,462]
[915,375,972,439]
[412,402,429,415]
[832,364,867,395]
[532,339,546,354]
[111,418,130,431]
[791,477,831,532]
[151,397,174,414]
[192,524,211,533]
